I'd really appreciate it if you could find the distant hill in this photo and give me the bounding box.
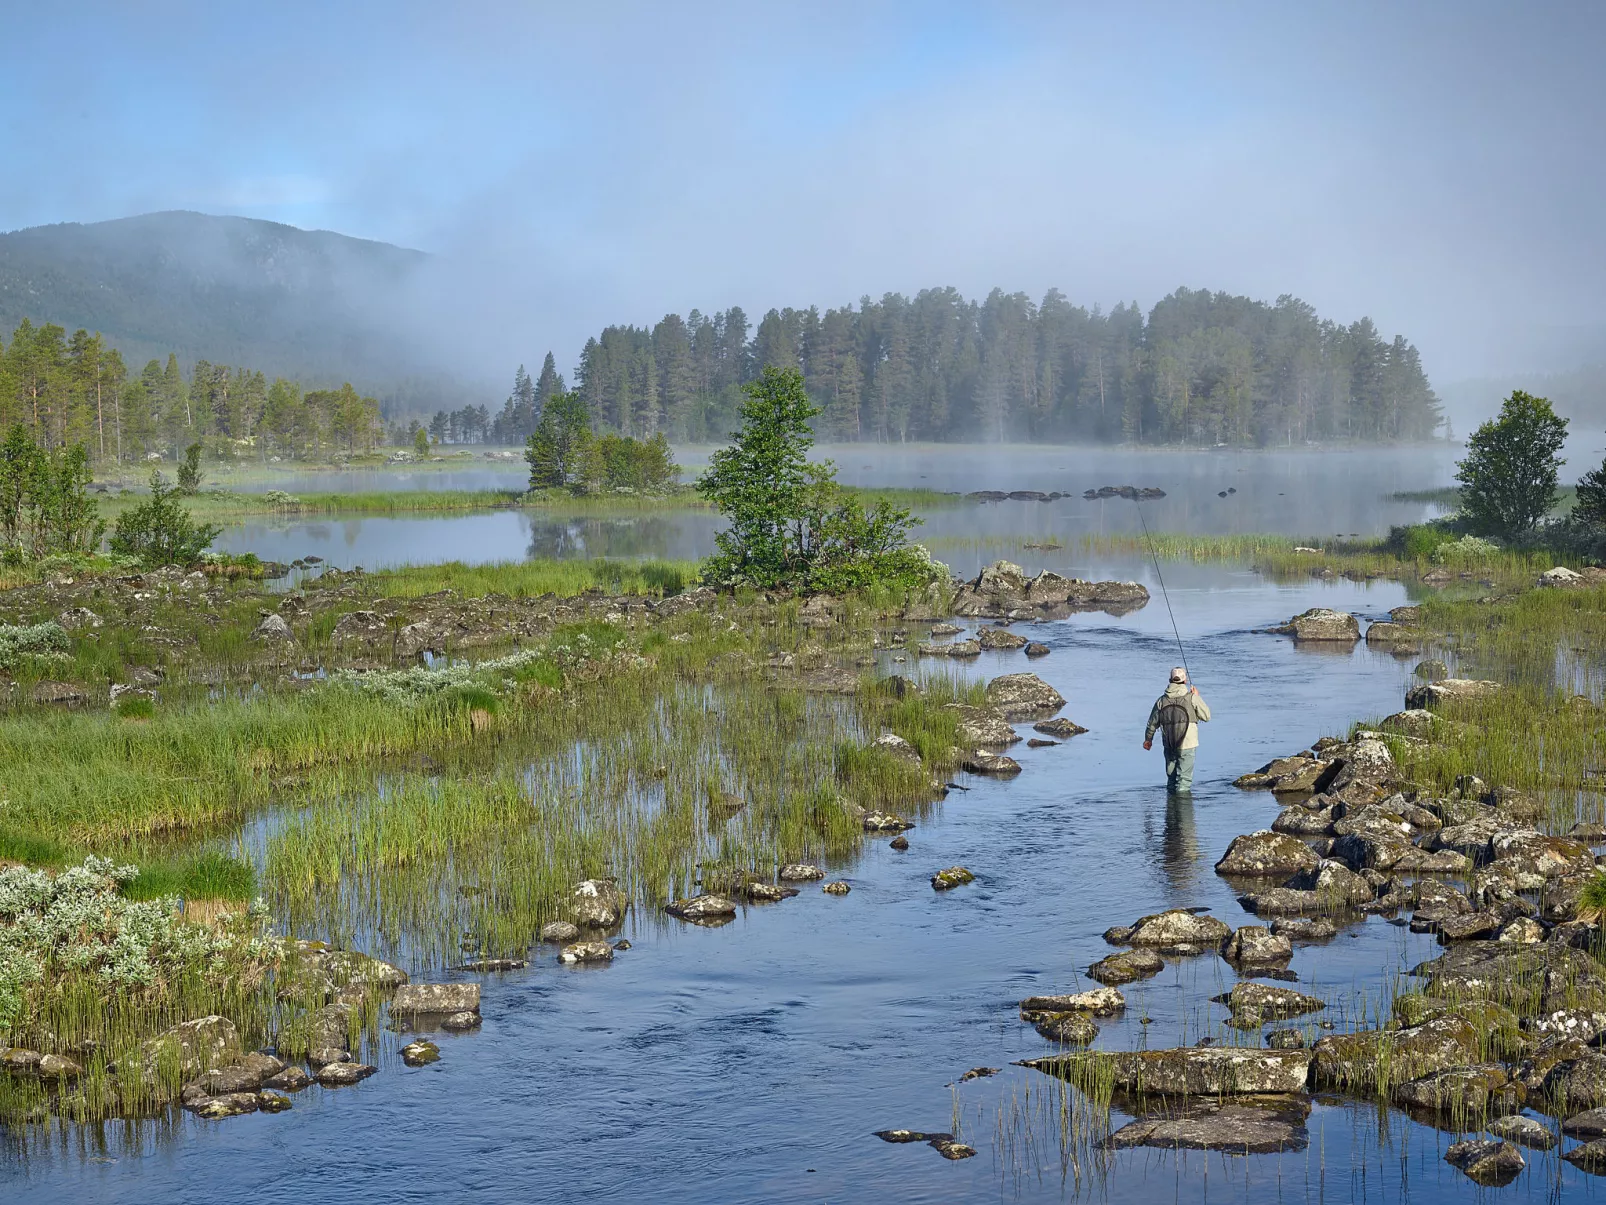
[0,211,461,408]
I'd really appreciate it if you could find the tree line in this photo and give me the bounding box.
[539,286,1441,446]
[0,319,385,466]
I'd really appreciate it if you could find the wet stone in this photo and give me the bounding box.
[262,1066,311,1092]
[822,881,851,895]
[1033,1012,1098,1045]
[1562,1107,1606,1138]
[889,836,909,851]
[1445,1138,1525,1186]
[1028,1048,1313,1096]
[1215,831,1322,877]
[1020,988,1126,1018]
[539,921,580,943]
[401,1040,441,1067]
[958,1067,999,1082]
[962,749,1022,776]
[1221,926,1293,966]
[863,812,914,832]
[778,864,826,881]
[1219,982,1326,1022]
[664,895,738,921]
[440,1011,481,1032]
[1565,1138,1606,1174]
[1104,1095,1310,1154]
[1266,1029,1307,1050]
[559,940,614,963]
[190,1092,259,1119]
[1487,1114,1556,1150]
[1127,909,1231,948]
[315,1062,377,1087]
[1088,949,1165,986]
[931,867,975,891]
[256,1091,292,1113]
[1032,717,1087,738]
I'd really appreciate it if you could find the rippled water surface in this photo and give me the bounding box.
[9,557,1593,1204]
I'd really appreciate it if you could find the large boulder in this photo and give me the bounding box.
[1215,831,1322,878]
[983,674,1064,720]
[1272,608,1360,642]
[1218,982,1325,1022]
[1405,678,1501,710]
[1126,910,1232,948]
[1394,1065,1523,1116]
[1220,926,1293,967]
[1489,830,1596,887]
[945,704,1018,746]
[1019,988,1125,1018]
[1364,621,1420,651]
[138,1016,244,1081]
[1311,1013,1482,1091]
[1283,860,1376,906]
[571,879,627,928]
[1410,941,1606,1013]
[977,627,1028,651]
[251,613,295,643]
[1025,1048,1312,1096]
[1088,949,1165,985]
[1445,1138,1526,1187]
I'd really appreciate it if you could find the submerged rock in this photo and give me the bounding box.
[931,867,975,891]
[977,627,1028,650]
[539,921,580,943]
[872,1130,976,1160]
[862,812,913,832]
[1033,1012,1098,1045]
[1104,1096,1310,1154]
[440,1011,481,1031]
[190,1092,260,1119]
[778,864,826,881]
[1024,642,1050,657]
[823,881,851,896]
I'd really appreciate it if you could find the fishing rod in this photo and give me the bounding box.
[1131,495,1192,686]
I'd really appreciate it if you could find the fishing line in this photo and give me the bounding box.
[1132,496,1191,685]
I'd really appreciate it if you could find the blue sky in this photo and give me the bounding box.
[3,1,1603,383]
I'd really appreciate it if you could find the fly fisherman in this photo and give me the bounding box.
[1143,668,1211,793]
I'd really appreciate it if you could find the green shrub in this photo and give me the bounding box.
[1432,534,1500,564]
[108,472,222,567]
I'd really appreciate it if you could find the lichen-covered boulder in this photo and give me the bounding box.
[931,866,975,890]
[1405,678,1501,710]
[1032,1012,1098,1045]
[315,1061,377,1087]
[1283,860,1376,906]
[1104,1096,1310,1154]
[1311,1013,1481,1091]
[1020,988,1125,1018]
[401,1040,440,1066]
[1127,910,1232,948]
[978,627,1028,650]
[571,878,627,928]
[1219,982,1325,1022]
[1220,926,1293,966]
[1026,1047,1313,1096]
[1394,1065,1522,1116]
[1488,1114,1557,1150]
[984,673,1065,720]
[1088,949,1165,985]
[945,704,1018,745]
[1445,1138,1525,1186]
[1273,608,1360,642]
[1215,831,1321,877]
[1489,830,1596,887]
[559,940,614,963]
[962,749,1021,777]
[664,894,738,921]
[139,1016,244,1081]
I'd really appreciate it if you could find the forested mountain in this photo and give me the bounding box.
[564,287,1442,446]
[0,211,446,406]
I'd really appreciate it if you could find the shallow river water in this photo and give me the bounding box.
[7,554,1596,1203]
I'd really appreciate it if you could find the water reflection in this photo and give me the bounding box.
[1160,792,1200,890]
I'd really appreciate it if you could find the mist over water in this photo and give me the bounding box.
[214,447,1458,573]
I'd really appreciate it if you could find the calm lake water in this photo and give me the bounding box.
[8,556,1595,1203]
[211,446,1461,575]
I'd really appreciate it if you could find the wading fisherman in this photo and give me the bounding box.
[1143,668,1211,793]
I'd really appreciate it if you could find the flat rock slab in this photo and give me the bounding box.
[1020,988,1125,1018]
[1217,983,1326,1022]
[872,1130,976,1160]
[1025,1048,1313,1096]
[1105,1095,1311,1154]
[392,984,481,1015]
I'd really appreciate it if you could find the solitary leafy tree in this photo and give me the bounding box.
[176,442,204,494]
[108,472,221,567]
[525,391,594,490]
[697,367,821,583]
[1454,391,1568,538]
